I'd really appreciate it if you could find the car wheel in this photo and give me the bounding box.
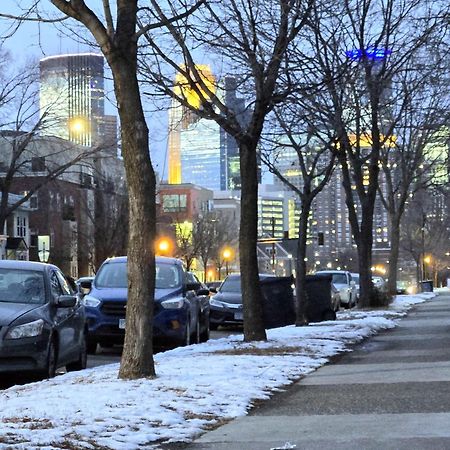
[87,339,97,354]
[183,319,191,346]
[45,338,57,379]
[200,314,210,342]
[193,316,201,344]
[66,334,87,372]
[322,309,336,321]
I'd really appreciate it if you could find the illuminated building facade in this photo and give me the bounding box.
[40,53,111,147]
[168,70,245,190]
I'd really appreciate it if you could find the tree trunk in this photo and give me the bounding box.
[239,142,266,342]
[387,213,401,296]
[111,61,157,380]
[357,207,375,308]
[295,197,311,326]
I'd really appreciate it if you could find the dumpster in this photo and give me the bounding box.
[260,276,296,329]
[304,274,336,323]
[420,280,433,292]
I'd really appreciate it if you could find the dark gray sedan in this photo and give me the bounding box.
[0,260,87,379]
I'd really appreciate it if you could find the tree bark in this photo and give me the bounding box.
[387,213,401,296]
[110,60,156,379]
[239,142,266,341]
[295,197,312,326]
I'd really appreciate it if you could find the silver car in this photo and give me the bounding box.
[315,270,357,308]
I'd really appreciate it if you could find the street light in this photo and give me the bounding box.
[222,247,233,276]
[155,236,173,256]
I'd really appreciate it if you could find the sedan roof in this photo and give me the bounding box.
[0,260,51,272]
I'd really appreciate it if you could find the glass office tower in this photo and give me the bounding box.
[40,53,105,146]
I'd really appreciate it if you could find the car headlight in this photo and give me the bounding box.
[161,297,185,309]
[83,295,101,307]
[209,298,225,308]
[5,319,44,340]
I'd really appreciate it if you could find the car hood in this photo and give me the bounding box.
[0,302,41,326]
[91,287,184,303]
[212,291,242,305]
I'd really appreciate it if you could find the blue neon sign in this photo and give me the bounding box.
[346,46,392,61]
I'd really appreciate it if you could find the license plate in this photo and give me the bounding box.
[119,319,126,329]
[234,311,243,321]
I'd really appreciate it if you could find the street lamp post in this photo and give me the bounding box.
[222,247,232,276]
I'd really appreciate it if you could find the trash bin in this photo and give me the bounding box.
[420,280,433,292]
[304,274,336,323]
[260,276,295,329]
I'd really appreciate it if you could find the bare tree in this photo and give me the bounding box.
[378,51,450,294]
[261,108,336,325]
[0,54,100,232]
[40,0,185,379]
[300,0,450,306]
[139,0,313,341]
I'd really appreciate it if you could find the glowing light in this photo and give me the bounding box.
[346,47,392,61]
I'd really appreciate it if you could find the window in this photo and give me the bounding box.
[162,194,187,212]
[31,157,45,172]
[16,216,27,238]
[50,271,64,298]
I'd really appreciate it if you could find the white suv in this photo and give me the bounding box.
[315,270,357,308]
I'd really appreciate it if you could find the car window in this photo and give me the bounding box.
[219,276,241,293]
[96,261,128,288]
[332,273,348,284]
[156,264,181,289]
[50,271,64,298]
[0,268,45,304]
[55,270,73,295]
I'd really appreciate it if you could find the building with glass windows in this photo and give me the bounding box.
[40,53,116,148]
[167,70,246,191]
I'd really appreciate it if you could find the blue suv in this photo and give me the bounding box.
[81,256,210,353]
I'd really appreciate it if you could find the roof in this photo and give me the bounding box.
[6,237,28,250]
[102,256,183,266]
[0,260,53,271]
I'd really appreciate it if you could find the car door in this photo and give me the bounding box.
[49,269,80,362]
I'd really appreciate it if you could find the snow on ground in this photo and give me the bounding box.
[0,292,436,449]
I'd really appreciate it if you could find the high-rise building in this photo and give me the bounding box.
[40,53,107,147]
[167,68,246,190]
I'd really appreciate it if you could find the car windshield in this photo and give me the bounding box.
[95,260,182,290]
[96,261,128,288]
[219,276,241,293]
[156,264,182,289]
[0,269,45,304]
[332,273,347,284]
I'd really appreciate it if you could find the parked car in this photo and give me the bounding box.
[330,284,341,312]
[81,256,210,353]
[315,270,357,308]
[372,275,388,293]
[0,260,87,379]
[76,276,94,298]
[185,271,211,342]
[350,273,360,302]
[209,273,278,329]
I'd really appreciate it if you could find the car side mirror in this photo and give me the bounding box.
[80,279,93,290]
[56,294,77,308]
[197,288,210,296]
[209,287,217,294]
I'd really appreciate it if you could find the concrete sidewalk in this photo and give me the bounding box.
[179,293,450,450]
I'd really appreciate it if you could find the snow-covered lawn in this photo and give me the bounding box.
[0,293,435,449]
